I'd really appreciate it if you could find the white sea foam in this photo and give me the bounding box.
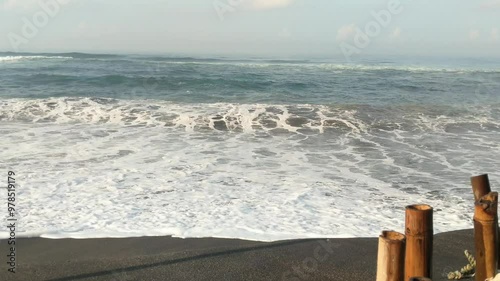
[0,55,72,62]
[1,98,499,135]
[147,60,499,73]
[1,98,499,241]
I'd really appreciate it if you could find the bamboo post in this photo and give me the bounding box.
[409,278,432,281]
[474,192,498,281]
[471,174,491,201]
[405,204,433,281]
[376,230,406,281]
[471,174,500,269]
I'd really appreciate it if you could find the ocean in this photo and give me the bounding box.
[1,52,499,241]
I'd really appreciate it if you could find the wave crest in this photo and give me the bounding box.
[0,55,73,62]
[1,98,499,136]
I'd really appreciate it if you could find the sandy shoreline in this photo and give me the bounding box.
[1,229,475,281]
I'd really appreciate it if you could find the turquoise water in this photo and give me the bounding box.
[1,52,499,106]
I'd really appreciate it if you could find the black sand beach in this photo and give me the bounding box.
[1,229,475,281]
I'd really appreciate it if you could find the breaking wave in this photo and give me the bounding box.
[1,97,499,135]
[0,55,73,62]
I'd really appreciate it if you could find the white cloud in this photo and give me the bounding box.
[2,0,39,10]
[491,28,499,41]
[1,0,72,11]
[336,24,356,42]
[73,21,118,40]
[391,27,401,38]
[469,29,480,40]
[77,21,88,31]
[278,28,292,38]
[481,0,500,9]
[250,0,293,10]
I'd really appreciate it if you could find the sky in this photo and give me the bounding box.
[0,0,499,58]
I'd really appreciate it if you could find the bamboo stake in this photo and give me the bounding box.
[474,192,498,281]
[405,204,433,281]
[471,174,500,269]
[377,230,406,281]
[471,174,491,201]
[409,278,432,281]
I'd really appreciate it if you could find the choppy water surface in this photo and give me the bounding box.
[1,53,499,240]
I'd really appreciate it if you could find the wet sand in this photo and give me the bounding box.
[1,229,474,281]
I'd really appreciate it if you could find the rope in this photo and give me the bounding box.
[447,250,476,280]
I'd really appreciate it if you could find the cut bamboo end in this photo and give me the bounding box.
[376,231,405,281]
[405,204,433,234]
[381,230,405,242]
[405,204,433,281]
[471,174,491,201]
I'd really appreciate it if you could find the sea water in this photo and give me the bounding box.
[0,53,499,241]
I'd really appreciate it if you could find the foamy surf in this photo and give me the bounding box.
[0,55,72,62]
[0,98,499,241]
[1,53,499,241]
[1,97,499,134]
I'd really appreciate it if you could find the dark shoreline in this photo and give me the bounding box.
[1,229,474,281]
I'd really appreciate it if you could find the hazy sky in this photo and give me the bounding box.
[0,0,499,58]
